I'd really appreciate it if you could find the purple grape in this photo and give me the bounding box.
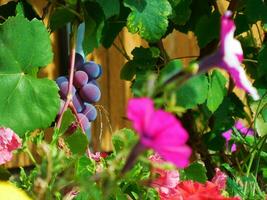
[56,76,68,87]
[59,81,76,99]
[80,62,101,79]
[72,94,84,113]
[82,103,97,122]
[77,113,91,131]
[73,70,88,89]
[74,53,84,69]
[79,83,101,103]
[88,79,99,87]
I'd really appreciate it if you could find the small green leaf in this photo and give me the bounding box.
[183,162,207,183]
[120,61,137,81]
[169,0,192,25]
[82,2,105,55]
[206,70,227,113]
[0,15,59,136]
[76,155,96,179]
[124,0,172,41]
[59,109,75,135]
[158,59,183,85]
[96,0,120,18]
[49,7,76,31]
[65,129,88,154]
[112,128,137,154]
[176,74,209,109]
[195,11,220,48]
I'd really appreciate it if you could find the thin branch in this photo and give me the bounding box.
[112,42,131,60]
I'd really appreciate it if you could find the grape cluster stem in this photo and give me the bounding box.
[56,22,86,135]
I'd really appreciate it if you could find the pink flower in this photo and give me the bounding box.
[199,11,259,100]
[222,120,254,152]
[211,168,227,191]
[149,154,180,198]
[0,127,22,165]
[127,98,191,168]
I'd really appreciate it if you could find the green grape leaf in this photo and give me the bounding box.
[183,162,207,183]
[82,2,105,55]
[101,5,129,48]
[59,109,75,135]
[195,11,220,48]
[120,47,160,80]
[124,0,172,42]
[206,70,227,113]
[65,128,88,154]
[0,15,59,136]
[96,0,120,18]
[261,106,267,122]
[176,74,209,109]
[169,0,192,25]
[49,7,76,31]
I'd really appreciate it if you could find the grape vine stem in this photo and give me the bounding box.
[56,22,78,130]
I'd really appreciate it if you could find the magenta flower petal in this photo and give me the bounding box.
[127,98,191,168]
[199,11,259,100]
[0,127,22,165]
[127,98,154,134]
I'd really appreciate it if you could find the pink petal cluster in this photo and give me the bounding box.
[127,98,191,168]
[222,120,254,152]
[199,11,259,100]
[211,168,228,191]
[149,154,180,197]
[0,127,22,165]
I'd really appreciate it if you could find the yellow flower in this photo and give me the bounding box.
[0,181,31,200]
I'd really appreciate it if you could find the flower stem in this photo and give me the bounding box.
[121,141,146,174]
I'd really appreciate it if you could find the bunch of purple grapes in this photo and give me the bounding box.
[56,53,102,132]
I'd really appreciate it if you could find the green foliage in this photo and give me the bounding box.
[0,15,59,136]
[195,11,220,48]
[181,162,207,183]
[120,47,160,81]
[206,70,227,113]
[158,59,183,85]
[65,128,89,154]
[169,0,192,25]
[124,0,172,42]
[176,74,209,109]
[112,128,137,154]
[96,0,120,18]
[82,2,105,55]
[49,7,76,31]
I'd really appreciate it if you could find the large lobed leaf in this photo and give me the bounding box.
[124,0,172,42]
[0,15,60,136]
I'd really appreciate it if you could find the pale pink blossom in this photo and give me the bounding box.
[149,154,180,197]
[211,168,228,191]
[127,98,191,168]
[0,127,22,165]
[199,11,259,100]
